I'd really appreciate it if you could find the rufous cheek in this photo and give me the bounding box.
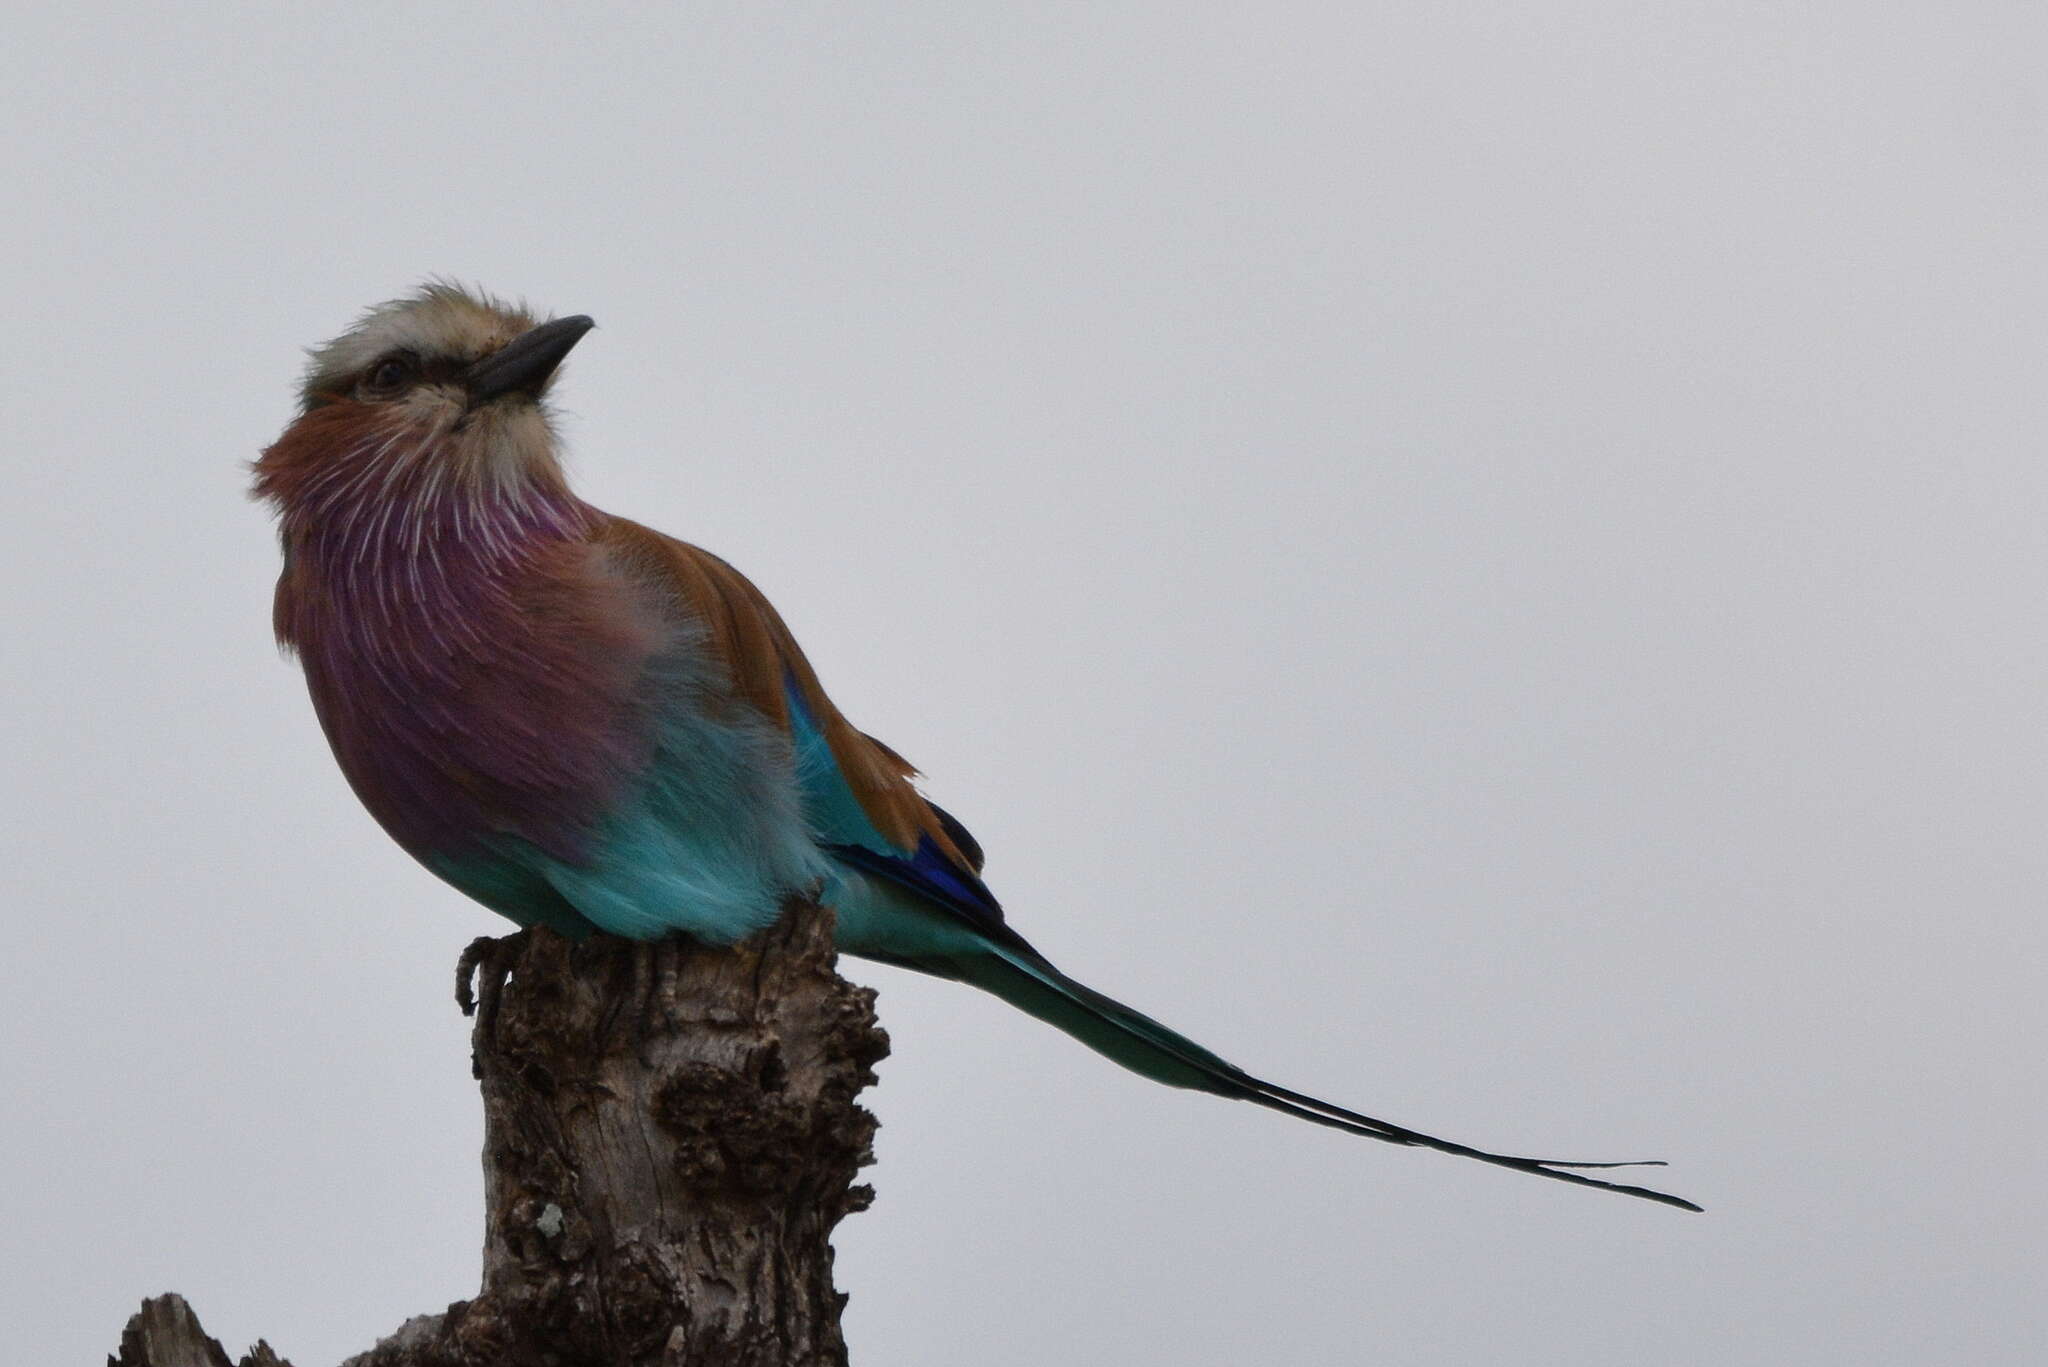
[252,401,397,505]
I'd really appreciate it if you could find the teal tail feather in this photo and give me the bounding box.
[952,944,1703,1213]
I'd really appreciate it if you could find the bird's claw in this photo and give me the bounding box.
[457,933,523,1042]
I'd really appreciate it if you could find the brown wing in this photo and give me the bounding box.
[596,515,973,868]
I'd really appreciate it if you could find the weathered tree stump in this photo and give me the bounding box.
[107,1294,289,1367]
[109,900,888,1367]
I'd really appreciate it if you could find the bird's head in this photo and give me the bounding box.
[253,283,594,530]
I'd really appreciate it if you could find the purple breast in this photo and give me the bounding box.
[282,499,658,865]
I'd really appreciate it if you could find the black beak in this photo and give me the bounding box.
[466,314,595,405]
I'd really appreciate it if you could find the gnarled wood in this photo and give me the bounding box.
[110,900,888,1367]
[107,1294,288,1367]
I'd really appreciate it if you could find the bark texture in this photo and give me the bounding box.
[109,900,888,1367]
[107,1294,289,1367]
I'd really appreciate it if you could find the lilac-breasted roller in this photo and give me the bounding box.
[254,284,1696,1211]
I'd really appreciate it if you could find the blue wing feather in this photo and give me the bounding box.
[784,678,1014,942]
[786,678,897,855]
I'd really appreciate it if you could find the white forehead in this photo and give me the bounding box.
[300,282,537,406]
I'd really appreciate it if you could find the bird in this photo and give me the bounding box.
[253,283,1698,1212]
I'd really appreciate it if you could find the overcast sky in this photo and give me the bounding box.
[6,5,2045,1364]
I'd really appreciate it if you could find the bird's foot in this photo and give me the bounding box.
[457,932,525,1040]
[631,937,693,1064]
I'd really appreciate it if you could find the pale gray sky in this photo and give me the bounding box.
[6,5,2045,1364]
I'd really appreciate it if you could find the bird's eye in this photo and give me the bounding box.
[363,353,418,396]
